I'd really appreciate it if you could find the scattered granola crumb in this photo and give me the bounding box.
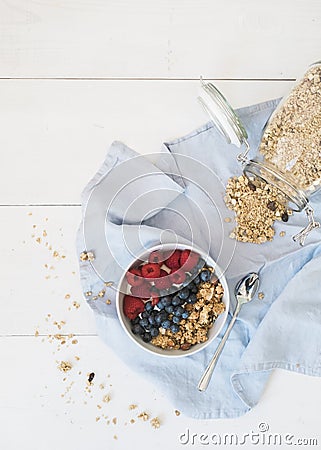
[65,294,71,299]
[129,404,138,410]
[96,417,100,422]
[53,251,59,258]
[130,419,135,424]
[36,237,41,244]
[58,361,72,372]
[71,339,78,345]
[112,417,117,425]
[104,281,113,287]
[98,290,105,298]
[258,292,265,300]
[224,217,232,223]
[138,412,149,421]
[97,404,102,409]
[75,356,80,361]
[28,212,32,216]
[85,291,92,297]
[150,417,161,429]
[80,251,95,262]
[43,230,47,237]
[113,435,117,440]
[73,301,80,309]
[99,384,105,390]
[279,231,286,237]
[175,410,181,416]
[103,394,111,403]
[105,299,111,305]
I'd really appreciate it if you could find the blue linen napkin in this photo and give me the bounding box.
[76,99,321,419]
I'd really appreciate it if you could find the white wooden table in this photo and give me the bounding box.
[1,2,321,449]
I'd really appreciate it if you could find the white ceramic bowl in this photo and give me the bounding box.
[116,243,229,358]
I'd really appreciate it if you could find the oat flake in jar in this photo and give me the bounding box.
[198,64,321,245]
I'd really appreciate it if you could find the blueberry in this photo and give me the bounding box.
[161,296,172,307]
[170,324,180,333]
[132,324,144,335]
[139,318,149,328]
[145,301,153,312]
[187,293,197,304]
[157,300,165,310]
[131,316,140,325]
[160,311,168,321]
[178,287,190,300]
[155,313,163,325]
[141,311,149,319]
[188,283,198,293]
[142,332,152,342]
[172,316,181,324]
[174,306,184,317]
[161,320,171,330]
[181,310,189,319]
[150,327,159,337]
[148,315,156,325]
[165,305,174,313]
[171,295,182,306]
[200,269,211,282]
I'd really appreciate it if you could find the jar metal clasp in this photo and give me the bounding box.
[292,206,320,246]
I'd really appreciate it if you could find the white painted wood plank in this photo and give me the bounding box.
[0,79,292,204]
[0,336,320,449]
[0,1,320,79]
[0,206,97,335]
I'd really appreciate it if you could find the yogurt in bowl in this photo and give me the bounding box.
[116,243,229,358]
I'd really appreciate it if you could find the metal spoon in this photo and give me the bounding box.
[197,272,259,392]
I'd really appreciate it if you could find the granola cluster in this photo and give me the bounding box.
[151,278,225,351]
[259,65,321,193]
[224,175,291,244]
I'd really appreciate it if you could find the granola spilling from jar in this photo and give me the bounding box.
[259,64,321,193]
[224,175,292,244]
[122,249,225,351]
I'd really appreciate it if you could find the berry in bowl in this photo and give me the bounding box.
[116,244,229,357]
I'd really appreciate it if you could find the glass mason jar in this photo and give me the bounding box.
[198,64,321,244]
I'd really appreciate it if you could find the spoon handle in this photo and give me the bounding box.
[197,303,241,392]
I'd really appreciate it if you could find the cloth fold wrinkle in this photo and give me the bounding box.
[77,99,321,419]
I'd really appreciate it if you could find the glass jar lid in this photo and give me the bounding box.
[198,77,250,162]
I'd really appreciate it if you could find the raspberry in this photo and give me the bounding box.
[123,296,145,320]
[141,263,161,278]
[125,268,144,286]
[154,269,172,289]
[130,283,152,299]
[152,297,160,306]
[170,269,186,285]
[165,250,182,270]
[148,250,165,265]
[179,250,199,271]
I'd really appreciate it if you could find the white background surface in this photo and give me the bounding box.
[1,2,321,449]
